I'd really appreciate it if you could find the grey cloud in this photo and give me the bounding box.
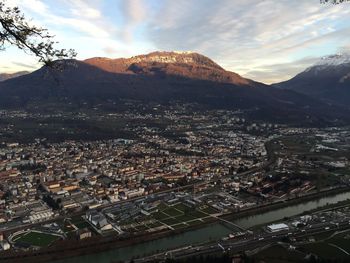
[12,62,37,69]
[243,56,320,84]
[142,0,350,82]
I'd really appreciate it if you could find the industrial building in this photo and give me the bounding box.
[266,223,289,232]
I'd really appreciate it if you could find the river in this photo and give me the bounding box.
[54,190,350,263]
[233,191,350,229]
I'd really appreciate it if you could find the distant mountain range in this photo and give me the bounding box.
[0,51,348,125]
[275,54,350,108]
[0,71,30,82]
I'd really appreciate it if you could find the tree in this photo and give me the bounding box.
[0,0,76,67]
[320,0,350,4]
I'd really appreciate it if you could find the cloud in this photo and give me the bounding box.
[49,16,111,38]
[12,61,38,69]
[102,46,119,56]
[337,44,350,54]
[4,0,350,82]
[118,0,149,42]
[244,56,320,84]
[8,0,48,14]
[10,0,114,39]
[69,0,102,19]
[144,0,350,83]
[122,0,146,24]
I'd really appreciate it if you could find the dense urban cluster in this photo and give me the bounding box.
[0,106,348,255]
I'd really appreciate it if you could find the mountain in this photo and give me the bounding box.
[275,54,350,108]
[84,51,252,86]
[0,71,30,81]
[0,51,348,125]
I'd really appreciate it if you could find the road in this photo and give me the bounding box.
[135,218,350,262]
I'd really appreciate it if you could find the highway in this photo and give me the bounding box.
[135,218,350,262]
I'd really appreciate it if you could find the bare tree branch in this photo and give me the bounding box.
[0,0,76,68]
[320,0,350,4]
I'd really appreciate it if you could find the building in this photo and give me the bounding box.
[86,211,112,231]
[77,228,92,240]
[267,223,289,232]
[0,240,10,251]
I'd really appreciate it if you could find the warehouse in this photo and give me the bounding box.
[267,223,289,232]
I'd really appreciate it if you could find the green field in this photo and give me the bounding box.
[71,216,90,229]
[118,202,212,233]
[153,202,209,228]
[198,205,219,215]
[302,242,347,260]
[14,231,60,247]
[252,244,305,263]
[252,230,350,262]
[162,207,184,217]
[301,232,350,260]
[270,135,350,188]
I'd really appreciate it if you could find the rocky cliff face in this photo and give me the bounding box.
[85,51,222,70]
[126,51,223,69]
[84,51,250,86]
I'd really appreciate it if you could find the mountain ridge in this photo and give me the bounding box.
[275,53,350,108]
[85,51,223,70]
[0,51,348,125]
[84,51,251,86]
[0,71,30,82]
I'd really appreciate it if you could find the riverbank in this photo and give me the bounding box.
[224,185,350,222]
[0,186,349,263]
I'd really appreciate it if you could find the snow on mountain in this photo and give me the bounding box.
[314,53,350,67]
[303,53,350,74]
[275,53,350,107]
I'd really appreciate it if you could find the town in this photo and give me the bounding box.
[0,103,349,262]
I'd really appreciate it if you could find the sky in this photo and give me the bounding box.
[1,0,350,83]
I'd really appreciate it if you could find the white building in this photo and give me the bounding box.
[267,223,289,232]
[0,241,10,251]
[87,211,112,231]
